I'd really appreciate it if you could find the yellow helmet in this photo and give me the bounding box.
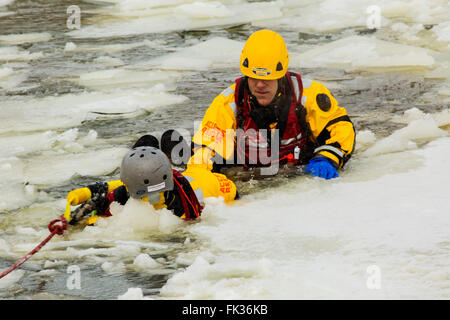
[240,30,289,80]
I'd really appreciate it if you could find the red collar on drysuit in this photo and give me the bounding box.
[172,169,203,219]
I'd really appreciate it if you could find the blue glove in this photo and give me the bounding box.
[305,158,339,180]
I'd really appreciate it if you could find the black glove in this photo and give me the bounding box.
[70,182,108,223]
[164,190,184,218]
[87,182,110,215]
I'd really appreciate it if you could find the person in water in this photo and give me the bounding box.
[183,29,355,179]
[64,29,355,224]
[64,142,237,225]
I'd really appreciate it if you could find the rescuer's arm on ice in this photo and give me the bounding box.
[304,81,355,178]
[64,180,128,224]
[64,179,188,224]
[189,85,237,171]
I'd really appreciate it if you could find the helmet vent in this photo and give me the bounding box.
[163,174,167,180]
[129,153,135,157]
[276,62,283,71]
[140,154,144,158]
[144,179,149,184]
[242,58,249,68]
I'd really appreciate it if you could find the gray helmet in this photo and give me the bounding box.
[120,146,174,203]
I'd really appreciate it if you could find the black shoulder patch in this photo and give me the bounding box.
[316,93,331,112]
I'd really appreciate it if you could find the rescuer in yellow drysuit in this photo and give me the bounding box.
[187,29,355,179]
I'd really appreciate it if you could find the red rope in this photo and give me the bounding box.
[0,216,67,280]
[173,178,200,219]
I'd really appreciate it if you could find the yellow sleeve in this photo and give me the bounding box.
[188,84,237,170]
[182,167,237,203]
[303,80,355,168]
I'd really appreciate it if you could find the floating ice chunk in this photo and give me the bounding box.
[390,22,409,33]
[256,0,386,32]
[433,21,450,43]
[133,253,160,269]
[0,239,10,252]
[438,86,450,97]
[0,11,14,17]
[0,0,14,7]
[382,0,448,25]
[22,147,128,185]
[93,56,124,67]
[65,40,162,54]
[364,117,447,156]
[75,68,184,89]
[47,128,85,152]
[24,183,36,196]
[390,23,424,42]
[0,131,53,158]
[425,62,450,79]
[30,269,59,277]
[98,198,183,238]
[15,226,39,236]
[176,1,234,18]
[403,107,426,122]
[357,130,377,145]
[78,130,98,145]
[101,261,126,274]
[432,108,450,127]
[118,287,151,300]
[44,260,68,268]
[0,162,12,170]
[355,130,377,152]
[56,128,79,144]
[173,255,210,281]
[0,66,13,78]
[424,269,450,282]
[160,56,211,71]
[161,255,276,299]
[0,182,28,212]
[0,270,25,289]
[0,46,43,62]
[393,107,450,128]
[67,1,282,38]
[292,36,435,70]
[150,37,243,71]
[107,199,163,233]
[0,65,29,90]
[158,209,184,234]
[0,88,187,134]
[0,32,52,44]
[103,0,192,12]
[64,42,77,52]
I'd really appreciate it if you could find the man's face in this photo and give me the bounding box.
[247,77,278,107]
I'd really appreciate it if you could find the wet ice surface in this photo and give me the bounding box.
[0,0,449,299]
